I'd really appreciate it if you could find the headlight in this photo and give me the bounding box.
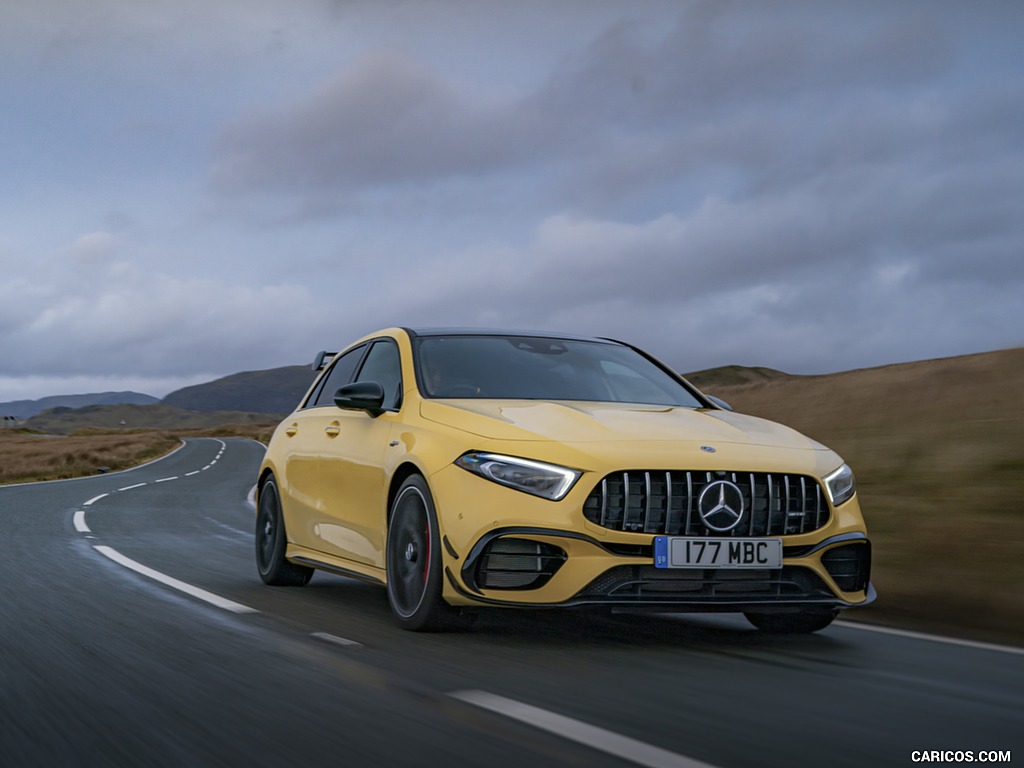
[455,452,581,501]
[824,463,856,506]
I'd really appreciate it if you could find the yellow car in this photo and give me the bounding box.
[256,327,874,632]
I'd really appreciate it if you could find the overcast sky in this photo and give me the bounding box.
[2,0,1022,402]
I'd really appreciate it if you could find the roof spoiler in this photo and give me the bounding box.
[312,350,337,372]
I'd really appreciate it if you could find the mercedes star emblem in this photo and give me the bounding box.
[697,480,745,532]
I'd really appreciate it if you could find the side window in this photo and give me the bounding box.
[355,340,403,411]
[309,346,366,408]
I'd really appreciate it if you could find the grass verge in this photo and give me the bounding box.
[0,423,276,485]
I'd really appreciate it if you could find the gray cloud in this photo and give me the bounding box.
[212,52,546,193]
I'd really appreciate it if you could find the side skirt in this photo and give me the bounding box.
[291,556,386,586]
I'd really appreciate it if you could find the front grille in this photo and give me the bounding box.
[583,470,829,537]
[579,565,835,603]
[472,537,567,590]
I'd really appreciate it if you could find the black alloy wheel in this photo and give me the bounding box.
[386,475,457,631]
[255,476,313,586]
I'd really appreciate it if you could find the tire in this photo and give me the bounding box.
[744,608,839,634]
[386,475,456,631]
[255,477,313,586]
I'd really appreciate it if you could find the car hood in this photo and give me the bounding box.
[419,399,827,452]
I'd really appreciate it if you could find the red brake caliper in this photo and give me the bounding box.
[422,518,431,583]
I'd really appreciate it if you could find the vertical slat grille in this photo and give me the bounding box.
[582,471,830,537]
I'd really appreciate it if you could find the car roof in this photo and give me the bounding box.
[403,327,622,345]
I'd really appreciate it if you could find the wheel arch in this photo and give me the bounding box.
[387,461,428,525]
[257,466,276,501]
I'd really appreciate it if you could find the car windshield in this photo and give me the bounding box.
[414,335,704,407]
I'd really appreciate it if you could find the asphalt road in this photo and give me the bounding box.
[1,438,1020,768]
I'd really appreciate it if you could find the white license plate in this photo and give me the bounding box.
[654,537,782,569]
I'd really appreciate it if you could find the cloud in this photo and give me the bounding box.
[209,3,960,203]
[212,51,546,194]
[0,234,324,382]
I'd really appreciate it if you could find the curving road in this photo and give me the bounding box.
[1,438,1020,767]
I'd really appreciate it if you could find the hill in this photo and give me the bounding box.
[0,391,159,421]
[681,364,788,389]
[23,403,281,434]
[701,346,1024,643]
[161,365,314,414]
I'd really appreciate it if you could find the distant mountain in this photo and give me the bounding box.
[161,366,314,415]
[0,391,159,420]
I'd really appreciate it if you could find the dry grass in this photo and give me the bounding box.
[0,422,279,485]
[704,347,1024,645]
[0,430,183,484]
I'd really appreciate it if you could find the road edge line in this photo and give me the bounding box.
[93,544,258,615]
[835,620,1024,656]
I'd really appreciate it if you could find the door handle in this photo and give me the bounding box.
[324,423,341,437]
[284,423,298,437]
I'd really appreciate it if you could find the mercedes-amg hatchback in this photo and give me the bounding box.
[256,328,874,632]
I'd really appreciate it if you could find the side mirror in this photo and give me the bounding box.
[706,395,733,411]
[334,381,386,417]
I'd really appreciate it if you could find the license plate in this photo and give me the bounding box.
[654,537,782,569]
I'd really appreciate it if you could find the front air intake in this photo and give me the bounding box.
[473,537,566,590]
[821,542,871,593]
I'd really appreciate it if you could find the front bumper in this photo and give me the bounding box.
[444,526,873,611]
[430,460,874,612]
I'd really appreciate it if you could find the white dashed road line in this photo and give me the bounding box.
[73,510,90,533]
[449,690,720,768]
[311,631,363,648]
[77,439,258,616]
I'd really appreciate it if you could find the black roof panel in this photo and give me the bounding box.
[404,327,620,344]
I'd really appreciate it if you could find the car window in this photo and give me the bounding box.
[415,335,703,407]
[599,359,682,404]
[309,345,366,408]
[355,340,403,411]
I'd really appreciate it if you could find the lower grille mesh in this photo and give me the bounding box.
[580,565,835,603]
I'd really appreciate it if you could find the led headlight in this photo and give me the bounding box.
[455,452,581,501]
[824,463,856,506]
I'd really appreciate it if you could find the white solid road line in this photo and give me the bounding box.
[93,545,257,615]
[449,690,720,768]
[835,621,1024,656]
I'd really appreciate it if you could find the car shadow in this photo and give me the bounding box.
[286,574,857,657]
